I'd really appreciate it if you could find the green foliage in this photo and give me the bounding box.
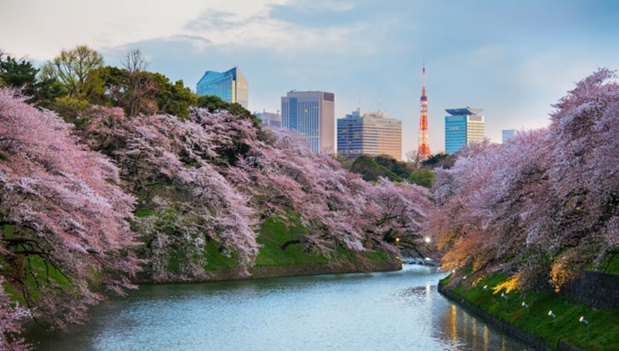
[53,96,91,124]
[196,95,262,130]
[334,154,356,169]
[448,274,619,351]
[408,168,435,188]
[374,155,415,179]
[197,94,229,112]
[0,55,38,99]
[0,54,66,107]
[35,76,67,109]
[422,152,456,169]
[42,45,103,98]
[154,74,197,119]
[350,155,402,182]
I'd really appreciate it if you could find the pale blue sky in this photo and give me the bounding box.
[2,0,619,155]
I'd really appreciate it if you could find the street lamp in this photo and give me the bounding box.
[579,316,589,333]
[522,301,529,313]
[548,310,556,319]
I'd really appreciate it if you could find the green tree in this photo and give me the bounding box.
[155,74,197,119]
[408,168,435,188]
[196,95,262,129]
[350,155,402,182]
[334,154,356,169]
[421,152,456,169]
[0,54,38,98]
[196,94,231,113]
[40,45,104,121]
[41,45,103,98]
[0,53,65,108]
[374,155,415,179]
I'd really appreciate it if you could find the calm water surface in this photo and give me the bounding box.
[27,265,530,350]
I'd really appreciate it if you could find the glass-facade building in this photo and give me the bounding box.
[337,109,402,160]
[255,111,282,128]
[444,107,485,154]
[281,91,335,154]
[502,129,517,143]
[196,66,248,109]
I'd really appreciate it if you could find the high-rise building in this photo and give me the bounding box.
[281,91,335,154]
[337,109,402,161]
[502,129,517,143]
[196,66,248,109]
[255,111,282,128]
[444,107,485,154]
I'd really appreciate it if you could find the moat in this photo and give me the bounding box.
[27,265,531,350]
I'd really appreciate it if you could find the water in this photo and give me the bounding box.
[26,265,530,350]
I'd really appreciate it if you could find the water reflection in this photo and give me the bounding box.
[26,266,531,351]
[435,302,530,351]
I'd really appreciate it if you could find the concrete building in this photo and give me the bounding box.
[196,66,248,109]
[337,109,402,161]
[281,91,335,154]
[255,111,282,128]
[444,107,485,154]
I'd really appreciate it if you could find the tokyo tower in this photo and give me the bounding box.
[417,62,430,160]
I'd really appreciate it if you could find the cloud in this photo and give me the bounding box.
[0,0,293,59]
[177,1,383,56]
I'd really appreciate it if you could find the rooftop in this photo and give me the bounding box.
[445,107,483,116]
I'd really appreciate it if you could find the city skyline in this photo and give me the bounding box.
[2,1,619,156]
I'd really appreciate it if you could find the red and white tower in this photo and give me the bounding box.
[417,61,430,160]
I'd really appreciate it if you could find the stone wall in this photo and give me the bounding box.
[560,270,619,309]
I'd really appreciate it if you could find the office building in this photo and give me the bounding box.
[281,91,335,154]
[502,129,517,143]
[196,66,248,109]
[444,107,485,154]
[255,111,282,128]
[337,109,402,161]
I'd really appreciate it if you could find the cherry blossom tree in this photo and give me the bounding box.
[0,274,30,351]
[0,88,141,336]
[227,127,432,256]
[80,101,432,280]
[538,68,619,288]
[429,69,619,291]
[80,106,261,281]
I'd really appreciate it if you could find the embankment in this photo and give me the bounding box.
[438,272,619,351]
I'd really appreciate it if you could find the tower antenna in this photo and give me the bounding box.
[417,60,431,161]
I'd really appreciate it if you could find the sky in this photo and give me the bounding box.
[2,0,619,157]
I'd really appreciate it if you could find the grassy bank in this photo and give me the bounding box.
[254,216,395,269]
[186,215,400,280]
[440,274,619,351]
